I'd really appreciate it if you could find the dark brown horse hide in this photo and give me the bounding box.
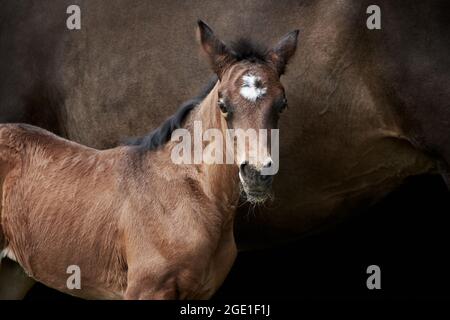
[0,0,448,250]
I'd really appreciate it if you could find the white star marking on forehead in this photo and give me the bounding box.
[240,74,267,102]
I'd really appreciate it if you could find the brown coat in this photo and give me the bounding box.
[0,93,239,299]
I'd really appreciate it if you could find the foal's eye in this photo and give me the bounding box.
[279,98,288,113]
[218,98,228,115]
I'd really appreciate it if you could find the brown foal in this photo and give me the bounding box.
[0,21,298,299]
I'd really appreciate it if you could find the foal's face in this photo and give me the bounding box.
[198,20,298,203]
[217,63,287,202]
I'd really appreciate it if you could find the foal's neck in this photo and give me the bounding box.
[184,82,240,215]
[136,82,240,226]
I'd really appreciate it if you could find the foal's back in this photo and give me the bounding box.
[0,124,130,298]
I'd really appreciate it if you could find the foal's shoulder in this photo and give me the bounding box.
[0,123,95,153]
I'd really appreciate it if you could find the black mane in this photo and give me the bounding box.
[125,75,218,151]
[126,39,270,152]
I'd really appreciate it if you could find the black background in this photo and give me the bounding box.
[25,173,450,300]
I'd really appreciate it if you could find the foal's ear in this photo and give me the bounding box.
[267,30,299,75]
[197,20,235,79]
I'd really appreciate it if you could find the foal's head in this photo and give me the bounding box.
[198,21,299,203]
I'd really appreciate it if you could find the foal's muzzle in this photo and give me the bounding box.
[239,161,274,203]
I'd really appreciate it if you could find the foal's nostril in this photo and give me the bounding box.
[264,161,272,169]
[240,161,249,172]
